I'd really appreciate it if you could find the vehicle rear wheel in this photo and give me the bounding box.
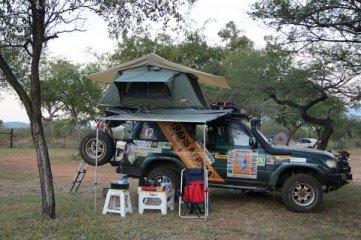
[79,131,115,166]
[282,174,322,212]
[140,167,180,190]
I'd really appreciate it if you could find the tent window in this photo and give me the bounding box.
[124,82,170,98]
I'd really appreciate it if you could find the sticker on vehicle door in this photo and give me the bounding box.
[227,149,258,179]
[159,122,225,183]
[257,156,265,166]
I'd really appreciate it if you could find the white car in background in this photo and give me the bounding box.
[295,138,318,148]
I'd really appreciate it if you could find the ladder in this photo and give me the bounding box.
[69,161,88,193]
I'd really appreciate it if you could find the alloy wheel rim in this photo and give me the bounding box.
[291,183,315,207]
[86,139,105,159]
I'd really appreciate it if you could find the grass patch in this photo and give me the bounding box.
[0,169,33,181]
[0,148,360,239]
[0,147,36,156]
[48,148,81,163]
[1,183,360,239]
[0,148,80,162]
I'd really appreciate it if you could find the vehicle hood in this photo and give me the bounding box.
[270,145,335,160]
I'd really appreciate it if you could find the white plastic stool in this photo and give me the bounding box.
[102,189,133,217]
[137,187,175,215]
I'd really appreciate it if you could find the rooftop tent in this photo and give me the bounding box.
[99,66,209,109]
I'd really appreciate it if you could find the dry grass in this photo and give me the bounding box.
[0,148,360,240]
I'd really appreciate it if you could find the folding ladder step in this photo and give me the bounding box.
[69,161,88,193]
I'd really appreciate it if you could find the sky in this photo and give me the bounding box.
[0,0,273,123]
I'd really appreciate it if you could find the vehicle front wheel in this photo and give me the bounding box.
[281,174,323,212]
[140,167,180,190]
[79,131,115,166]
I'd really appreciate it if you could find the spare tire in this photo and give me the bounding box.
[79,131,115,166]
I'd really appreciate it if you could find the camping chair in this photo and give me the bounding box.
[178,168,209,219]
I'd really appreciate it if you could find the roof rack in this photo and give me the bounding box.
[210,102,249,116]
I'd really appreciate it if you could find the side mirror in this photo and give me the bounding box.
[249,137,257,147]
[251,119,261,129]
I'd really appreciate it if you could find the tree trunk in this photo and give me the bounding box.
[29,0,55,218]
[73,112,81,143]
[301,110,333,151]
[317,121,333,150]
[31,115,56,218]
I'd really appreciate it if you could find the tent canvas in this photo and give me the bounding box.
[99,65,209,109]
[87,53,231,89]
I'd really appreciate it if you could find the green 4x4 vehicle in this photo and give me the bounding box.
[80,108,352,212]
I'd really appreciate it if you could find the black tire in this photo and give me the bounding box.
[282,174,323,212]
[79,131,115,166]
[140,167,180,190]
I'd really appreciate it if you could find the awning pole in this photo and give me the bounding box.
[203,123,208,220]
[94,124,99,211]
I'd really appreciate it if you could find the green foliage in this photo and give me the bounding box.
[250,0,361,104]
[97,0,197,38]
[250,0,361,45]
[222,38,351,148]
[41,59,104,124]
[223,45,288,117]
[218,21,254,52]
[110,34,179,63]
[332,116,361,141]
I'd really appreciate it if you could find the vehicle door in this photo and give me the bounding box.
[206,122,267,186]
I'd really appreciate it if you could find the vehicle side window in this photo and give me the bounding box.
[229,127,250,147]
[139,122,166,141]
[207,125,231,145]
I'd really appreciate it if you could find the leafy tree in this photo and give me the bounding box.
[224,41,349,149]
[249,0,361,149]
[250,0,361,103]
[267,45,354,149]
[218,21,254,52]
[110,34,179,63]
[41,59,103,141]
[0,0,196,219]
[40,59,62,123]
[223,44,285,117]
[251,0,361,46]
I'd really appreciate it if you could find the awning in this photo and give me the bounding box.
[99,109,232,123]
[87,53,231,89]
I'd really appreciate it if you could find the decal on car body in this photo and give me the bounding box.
[159,122,225,183]
[227,149,258,179]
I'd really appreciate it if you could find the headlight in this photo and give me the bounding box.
[326,159,337,168]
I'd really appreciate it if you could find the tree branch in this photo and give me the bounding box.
[0,51,32,117]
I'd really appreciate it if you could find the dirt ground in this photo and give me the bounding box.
[0,150,121,193]
[0,149,360,187]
